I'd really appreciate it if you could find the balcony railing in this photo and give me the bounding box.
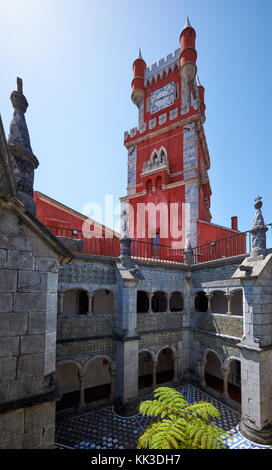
[47,226,120,257]
[131,239,184,264]
[46,224,272,264]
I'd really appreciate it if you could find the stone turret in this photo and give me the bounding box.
[8,77,39,216]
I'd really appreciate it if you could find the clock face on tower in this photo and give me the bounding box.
[150,81,175,114]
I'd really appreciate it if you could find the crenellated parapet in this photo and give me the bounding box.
[144,49,180,86]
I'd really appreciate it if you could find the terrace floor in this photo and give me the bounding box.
[55,384,272,450]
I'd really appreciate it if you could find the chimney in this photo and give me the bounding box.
[231,216,238,231]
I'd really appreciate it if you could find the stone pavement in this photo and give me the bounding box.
[55,385,272,450]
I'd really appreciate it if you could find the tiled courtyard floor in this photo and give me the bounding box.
[55,384,272,450]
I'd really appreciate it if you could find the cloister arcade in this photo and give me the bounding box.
[201,349,241,404]
[194,289,243,316]
[138,346,177,391]
[58,288,115,316]
[137,290,184,313]
[56,356,115,412]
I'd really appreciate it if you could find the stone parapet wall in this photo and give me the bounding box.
[56,338,116,363]
[57,315,115,340]
[196,313,243,339]
[192,262,242,288]
[137,312,183,333]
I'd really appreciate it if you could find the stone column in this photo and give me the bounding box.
[110,368,116,401]
[222,367,230,400]
[87,292,93,315]
[58,292,64,316]
[148,293,152,313]
[207,293,214,314]
[115,259,139,416]
[152,361,158,390]
[166,294,170,313]
[225,294,232,316]
[173,357,179,384]
[201,360,206,388]
[78,374,86,411]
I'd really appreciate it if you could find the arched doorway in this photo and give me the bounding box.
[56,361,80,411]
[156,348,174,384]
[227,359,241,403]
[138,351,153,390]
[204,351,224,394]
[84,357,112,404]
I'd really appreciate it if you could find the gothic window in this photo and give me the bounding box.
[153,153,159,165]
[155,176,162,190]
[146,179,152,193]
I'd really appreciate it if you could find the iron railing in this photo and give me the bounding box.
[46,223,272,264]
[192,231,249,264]
[47,226,120,257]
[131,239,184,264]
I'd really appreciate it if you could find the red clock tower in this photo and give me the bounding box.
[121,18,239,253]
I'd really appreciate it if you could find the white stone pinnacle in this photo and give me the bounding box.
[137,48,143,60]
[184,16,192,29]
[196,75,202,87]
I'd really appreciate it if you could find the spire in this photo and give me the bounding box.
[137,48,143,60]
[184,16,192,29]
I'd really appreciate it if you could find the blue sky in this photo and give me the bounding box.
[0,0,271,243]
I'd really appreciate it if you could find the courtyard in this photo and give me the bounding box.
[55,385,272,450]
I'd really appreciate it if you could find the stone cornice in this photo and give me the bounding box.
[124,113,210,171]
[0,198,73,264]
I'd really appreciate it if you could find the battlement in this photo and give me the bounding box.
[144,49,180,86]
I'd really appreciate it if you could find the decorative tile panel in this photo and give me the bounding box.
[137,267,185,290]
[57,315,115,340]
[196,313,243,338]
[59,262,116,284]
[138,312,183,333]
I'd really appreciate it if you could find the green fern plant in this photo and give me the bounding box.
[137,387,228,449]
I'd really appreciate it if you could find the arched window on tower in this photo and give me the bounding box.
[146,179,152,193]
[155,176,162,190]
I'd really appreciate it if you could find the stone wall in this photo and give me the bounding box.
[0,206,59,448]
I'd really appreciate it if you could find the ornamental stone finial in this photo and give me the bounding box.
[7,77,39,216]
[184,234,194,265]
[250,196,268,259]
